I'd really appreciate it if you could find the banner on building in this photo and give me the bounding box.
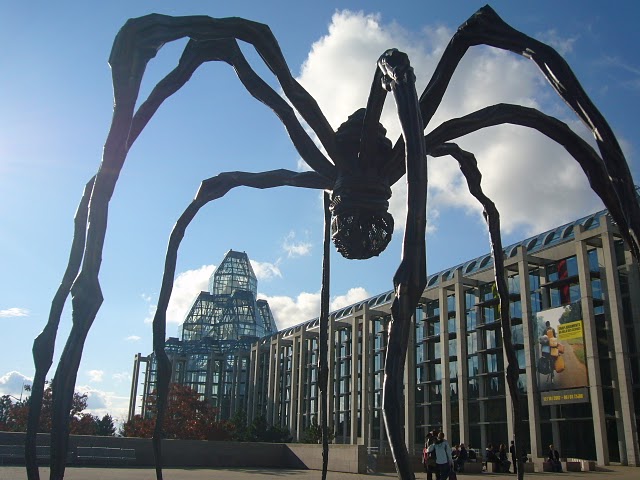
[534,302,589,401]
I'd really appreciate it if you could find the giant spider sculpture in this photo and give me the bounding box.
[26,5,640,480]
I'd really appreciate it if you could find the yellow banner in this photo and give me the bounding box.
[558,320,583,340]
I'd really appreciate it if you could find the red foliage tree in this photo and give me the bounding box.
[0,383,107,434]
[121,383,232,440]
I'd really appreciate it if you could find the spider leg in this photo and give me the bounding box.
[114,14,338,171]
[23,176,94,480]
[318,192,331,480]
[360,68,388,165]
[44,15,337,478]
[131,37,335,180]
[378,49,426,480]
[429,142,527,479]
[387,6,639,260]
[423,103,638,260]
[149,170,330,480]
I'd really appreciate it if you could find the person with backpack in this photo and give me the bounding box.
[428,431,454,480]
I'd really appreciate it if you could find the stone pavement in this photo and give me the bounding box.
[0,465,637,480]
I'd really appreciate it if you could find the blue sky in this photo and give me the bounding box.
[1,0,638,421]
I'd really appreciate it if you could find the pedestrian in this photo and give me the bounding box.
[498,444,511,473]
[485,443,498,465]
[428,431,454,480]
[510,440,517,474]
[455,443,468,472]
[547,444,562,472]
[423,431,437,480]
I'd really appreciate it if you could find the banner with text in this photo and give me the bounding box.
[534,302,589,402]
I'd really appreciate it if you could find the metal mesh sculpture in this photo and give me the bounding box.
[27,5,639,480]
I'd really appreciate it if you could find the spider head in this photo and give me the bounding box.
[330,109,394,260]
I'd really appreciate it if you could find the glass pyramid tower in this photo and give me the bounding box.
[143,250,276,419]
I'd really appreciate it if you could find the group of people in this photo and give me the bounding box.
[423,431,563,477]
[484,443,513,473]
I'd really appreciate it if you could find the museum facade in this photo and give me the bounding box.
[130,210,640,465]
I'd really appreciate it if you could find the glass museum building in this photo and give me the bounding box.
[130,211,640,465]
[129,250,277,421]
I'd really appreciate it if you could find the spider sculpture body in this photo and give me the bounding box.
[27,5,639,480]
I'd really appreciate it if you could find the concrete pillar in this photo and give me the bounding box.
[351,317,359,443]
[575,225,609,465]
[623,251,640,466]
[128,353,143,421]
[503,263,514,448]
[247,345,258,421]
[515,247,542,459]
[600,218,640,465]
[361,305,371,447]
[229,354,239,414]
[328,317,336,436]
[290,333,301,440]
[439,281,451,437]
[296,327,308,437]
[454,272,470,445]
[266,338,278,424]
[272,337,283,425]
[141,356,151,418]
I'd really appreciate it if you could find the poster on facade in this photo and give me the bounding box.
[534,302,589,404]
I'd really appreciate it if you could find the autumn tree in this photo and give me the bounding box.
[0,383,114,435]
[121,383,231,440]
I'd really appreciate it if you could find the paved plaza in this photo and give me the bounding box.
[0,465,638,480]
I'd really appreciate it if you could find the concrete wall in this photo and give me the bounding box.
[0,432,366,473]
[284,444,367,473]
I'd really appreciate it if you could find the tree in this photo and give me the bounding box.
[300,417,334,444]
[96,414,116,436]
[246,415,292,443]
[0,383,114,435]
[0,395,12,430]
[228,408,249,441]
[121,383,232,440]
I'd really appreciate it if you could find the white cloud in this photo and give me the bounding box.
[75,384,130,424]
[167,265,215,324]
[258,287,370,330]
[112,371,131,384]
[87,370,104,382]
[250,260,282,280]
[537,29,577,56]
[125,335,141,341]
[329,287,370,311]
[282,231,312,258]
[143,265,215,325]
[296,10,605,239]
[0,371,32,398]
[0,307,29,318]
[259,291,320,330]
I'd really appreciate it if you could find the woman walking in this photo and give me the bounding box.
[428,431,454,480]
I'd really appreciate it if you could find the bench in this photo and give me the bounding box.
[485,461,511,473]
[0,444,54,464]
[0,445,23,464]
[459,461,483,473]
[521,462,535,473]
[76,446,136,465]
[542,459,580,472]
[566,458,596,471]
